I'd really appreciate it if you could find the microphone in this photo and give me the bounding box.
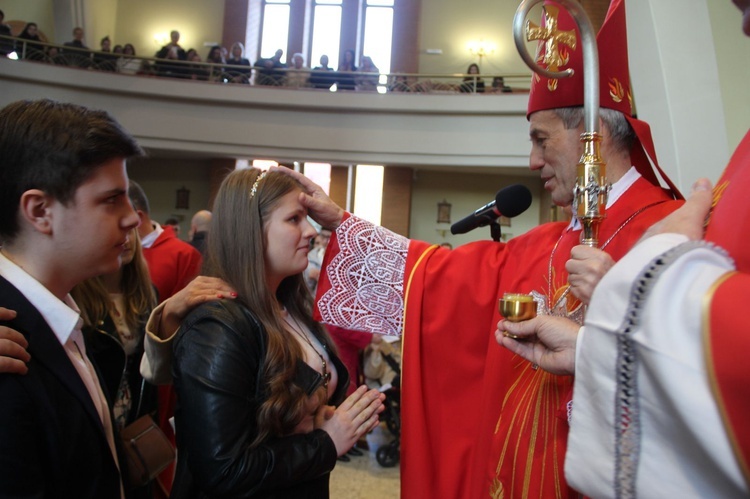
[450,184,532,235]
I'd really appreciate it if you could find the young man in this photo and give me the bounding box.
[0,99,142,497]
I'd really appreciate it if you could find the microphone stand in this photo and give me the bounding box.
[490,221,501,242]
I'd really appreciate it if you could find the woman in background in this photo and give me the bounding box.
[460,63,485,93]
[72,229,158,498]
[206,45,226,82]
[226,42,252,83]
[18,22,44,60]
[117,43,143,75]
[337,49,357,90]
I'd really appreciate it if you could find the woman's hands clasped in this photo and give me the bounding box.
[316,385,386,456]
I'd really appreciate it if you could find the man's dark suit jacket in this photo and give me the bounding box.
[0,276,122,498]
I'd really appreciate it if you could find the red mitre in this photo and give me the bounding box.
[526,0,682,199]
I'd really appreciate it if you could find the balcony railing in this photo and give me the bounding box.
[0,35,530,95]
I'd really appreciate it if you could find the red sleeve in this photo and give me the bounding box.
[707,272,750,486]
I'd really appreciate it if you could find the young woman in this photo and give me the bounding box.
[117,43,142,75]
[226,42,251,83]
[337,49,357,90]
[18,23,44,60]
[460,63,485,93]
[72,229,158,498]
[166,168,385,498]
[72,229,156,430]
[205,45,226,82]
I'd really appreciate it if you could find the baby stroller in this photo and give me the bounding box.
[363,337,401,468]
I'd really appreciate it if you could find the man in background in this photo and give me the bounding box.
[62,26,91,67]
[63,26,88,49]
[188,209,212,258]
[156,30,186,60]
[128,181,202,301]
[163,217,181,239]
[128,180,202,496]
[0,10,14,56]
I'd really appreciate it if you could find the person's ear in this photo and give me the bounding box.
[18,189,55,235]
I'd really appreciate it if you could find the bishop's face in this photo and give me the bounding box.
[528,110,583,207]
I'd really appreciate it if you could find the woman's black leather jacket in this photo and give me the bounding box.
[170,300,349,499]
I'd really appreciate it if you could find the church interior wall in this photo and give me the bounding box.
[2,0,748,237]
[128,157,214,240]
[707,0,750,152]
[410,170,541,247]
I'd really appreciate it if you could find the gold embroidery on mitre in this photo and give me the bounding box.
[608,77,625,103]
[527,5,577,92]
[626,90,635,115]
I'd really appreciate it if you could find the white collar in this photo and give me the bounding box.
[140,222,163,248]
[0,252,81,346]
[568,167,641,231]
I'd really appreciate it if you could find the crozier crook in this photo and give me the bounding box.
[514,0,611,247]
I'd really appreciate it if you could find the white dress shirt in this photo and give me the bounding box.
[0,253,124,496]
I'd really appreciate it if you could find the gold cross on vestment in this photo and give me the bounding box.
[526,5,577,91]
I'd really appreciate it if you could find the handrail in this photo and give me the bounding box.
[0,34,531,95]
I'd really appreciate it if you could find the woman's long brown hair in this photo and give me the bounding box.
[205,168,338,445]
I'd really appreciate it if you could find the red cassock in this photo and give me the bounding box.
[705,130,750,483]
[141,225,202,496]
[316,176,680,498]
[142,225,203,303]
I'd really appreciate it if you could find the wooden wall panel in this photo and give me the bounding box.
[329,165,350,215]
[381,166,412,236]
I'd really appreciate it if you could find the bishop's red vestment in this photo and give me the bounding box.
[315,174,680,498]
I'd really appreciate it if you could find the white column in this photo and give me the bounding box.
[626,0,729,190]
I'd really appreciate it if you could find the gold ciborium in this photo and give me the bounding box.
[499,293,537,322]
[499,293,537,339]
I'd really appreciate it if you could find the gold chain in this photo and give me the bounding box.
[285,312,331,391]
[547,201,665,312]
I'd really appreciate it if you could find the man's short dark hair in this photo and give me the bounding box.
[0,99,143,241]
[128,179,150,214]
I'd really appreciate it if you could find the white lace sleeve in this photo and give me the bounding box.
[317,216,409,336]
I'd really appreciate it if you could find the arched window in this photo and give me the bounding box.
[362,0,394,74]
[250,0,399,74]
[260,0,291,62]
[310,0,343,70]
